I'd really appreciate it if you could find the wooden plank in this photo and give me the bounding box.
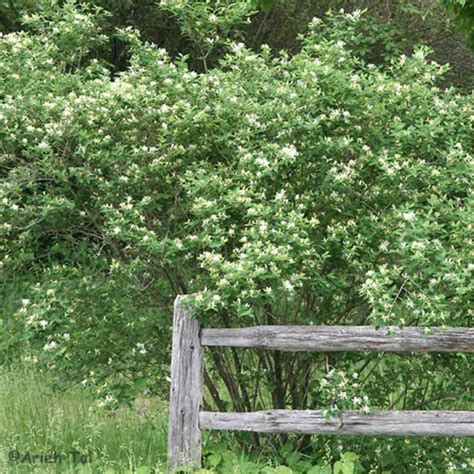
[200,410,474,437]
[201,326,474,352]
[167,296,203,472]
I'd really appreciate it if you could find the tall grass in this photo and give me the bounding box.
[0,367,270,473]
[0,367,168,473]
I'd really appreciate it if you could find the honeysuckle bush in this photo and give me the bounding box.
[0,2,473,471]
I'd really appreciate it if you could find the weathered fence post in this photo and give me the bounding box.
[167,295,203,472]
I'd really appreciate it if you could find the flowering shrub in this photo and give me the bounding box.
[0,2,472,470]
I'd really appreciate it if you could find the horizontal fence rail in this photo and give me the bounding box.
[201,325,474,352]
[167,295,474,472]
[200,410,474,437]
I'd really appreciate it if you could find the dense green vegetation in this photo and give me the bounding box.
[1,368,471,472]
[0,367,389,473]
[1,1,473,472]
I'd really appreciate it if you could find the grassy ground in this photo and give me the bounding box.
[0,367,168,473]
[0,367,271,473]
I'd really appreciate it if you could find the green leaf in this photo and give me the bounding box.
[308,466,332,474]
[273,467,294,474]
[254,0,276,12]
[341,452,359,463]
[279,442,294,457]
[135,467,151,474]
[333,462,344,474]
[286,451,301,467]
[207,453,222,467]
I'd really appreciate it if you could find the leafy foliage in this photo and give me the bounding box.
[443,0,474,48]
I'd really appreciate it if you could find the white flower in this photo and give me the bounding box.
[281,145,299,159]
[402,211,416,221]
[259,221,268,233]
[159,104,170,114]
[347,10,362,20]
[136,342,147,355]
[411,241,426,250]
[104,394,117,404]
[21,299,30,306]
[255,157,270,168]
[113,226,121,235]
[43,341,57,351]
[283,280,294,292]
[231,42,245,55]
[211,294,221,305]
[362,405,370,413]
[353,396,362,405]
[38,320,48,329]
[195,293,204,303]
[245,114,260,126]
[63,333,71,341]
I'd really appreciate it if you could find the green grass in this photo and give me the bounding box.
[0,367,272,473]
[0,367,168,473]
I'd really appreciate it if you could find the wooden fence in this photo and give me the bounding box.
[167,295,474,472]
